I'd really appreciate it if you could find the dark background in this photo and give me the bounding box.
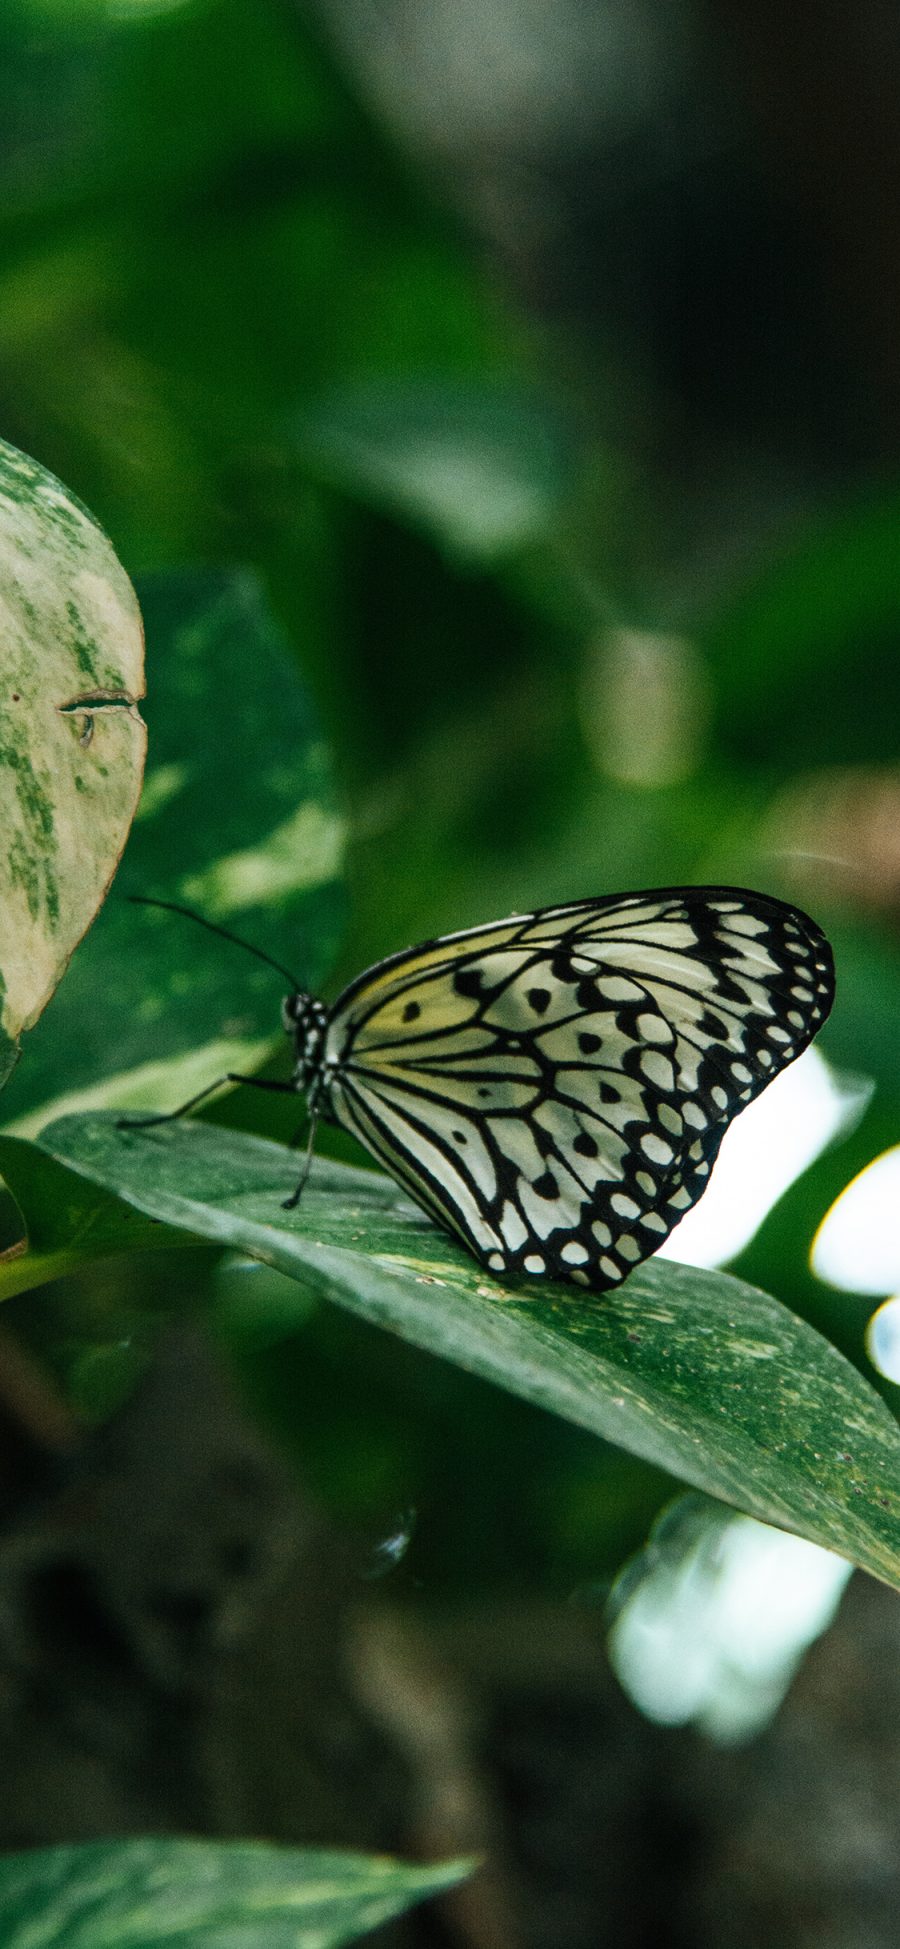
[1,2,899,1943]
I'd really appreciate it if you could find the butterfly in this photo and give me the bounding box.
[270,884,833,1291]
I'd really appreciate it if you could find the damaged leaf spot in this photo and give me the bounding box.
[59,691,137,756]
[58,691,137,714]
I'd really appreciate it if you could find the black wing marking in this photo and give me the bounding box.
[320,887,834,1291]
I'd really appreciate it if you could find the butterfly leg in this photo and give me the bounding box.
[118,1073,298,1131]
[282,1110,320,1211]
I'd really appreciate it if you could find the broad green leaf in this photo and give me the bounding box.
[0,437,145,1091]
[0,568,344,1134]
[0,1136,188,1305]
[0,1837,473,1948]
[294,378,577,561]
[34,1113,900,1594]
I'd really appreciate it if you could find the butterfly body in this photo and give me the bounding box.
[282,992,330,1110]
[281,886,834,1292]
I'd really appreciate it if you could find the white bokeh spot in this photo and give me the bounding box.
[609,1510,852,1742]
[813,1146,900,1297]
[657,1048,864,1271]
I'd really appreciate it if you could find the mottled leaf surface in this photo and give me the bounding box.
[34,1112,900,1594]
[0,438,145,1088]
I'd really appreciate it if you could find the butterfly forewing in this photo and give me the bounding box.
[320,888,834,1291]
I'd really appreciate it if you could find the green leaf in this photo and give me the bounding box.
[0,1837,473,1948]
[0,437,145,1091]
[0,1135,188,1305]
[294,378,578,561]
[34,1113,900,1594]
[0,568,345,1134]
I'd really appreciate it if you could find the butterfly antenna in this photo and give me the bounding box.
[128,895,304,991]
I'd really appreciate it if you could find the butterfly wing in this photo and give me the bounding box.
[320,888,834,1290]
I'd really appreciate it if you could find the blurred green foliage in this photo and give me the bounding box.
[0,1835,472,1946]
[1,0,899,1601]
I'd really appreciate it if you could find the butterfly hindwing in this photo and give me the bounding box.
[318,887,834,1291]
